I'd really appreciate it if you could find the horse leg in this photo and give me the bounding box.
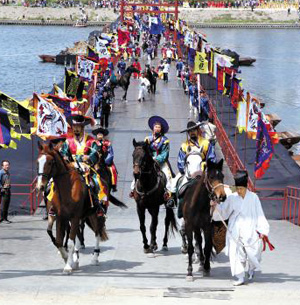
[186,229,194,281]
[149,207,159,252]
[162,206,177,251]
[64,221,71,250]
[72,235,81,270]
[122,87,128,102]
[91,234,101,266]
[202,227,213,276]
[137,205,150,253]
[194,231,205,269]
[56,217,68,263]
[179,218,188,254]
[63,218,80,274]
[46,214,56,246]
[78,221,85,249]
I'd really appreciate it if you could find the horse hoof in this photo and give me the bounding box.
[193,257,200,264]
[80,244,85,250]
[203,269,211,277]
[186,275,194,282]
[91,260,100,266]
[181,246,188,254]
[144,248,152,254]
[161,245,168,251]
[63,267,73,274]
[151,244,158,252]
[147,252,155,258]
[125,100,128,103]
[72,262,79,270]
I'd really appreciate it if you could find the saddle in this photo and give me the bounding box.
[176,175,201,199]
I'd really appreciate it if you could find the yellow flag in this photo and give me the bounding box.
[194,52,208,74]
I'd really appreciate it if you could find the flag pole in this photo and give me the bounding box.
[197,73,201,121]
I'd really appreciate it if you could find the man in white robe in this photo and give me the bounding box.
[211,170,270,286]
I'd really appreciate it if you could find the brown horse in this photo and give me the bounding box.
[37,141,126,273]
[182,159,227,281]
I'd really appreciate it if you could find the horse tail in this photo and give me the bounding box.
[99,218,109,242]
[109,194,128,209]
[166,206,178,235]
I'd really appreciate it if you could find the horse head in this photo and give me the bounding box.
[185,151,203,179]
[36,141,67,192]
[132,138,153,178]
[206,159,227,203]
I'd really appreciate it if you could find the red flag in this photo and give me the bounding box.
[118,29,130,46]
[216,65,224,92]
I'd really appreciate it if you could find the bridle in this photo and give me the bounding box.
[37,152,69,181]
[204,169,224,203]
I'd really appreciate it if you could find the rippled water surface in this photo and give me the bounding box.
[0,25,92,99]
[203,28,300,132]
[0,26,299,132]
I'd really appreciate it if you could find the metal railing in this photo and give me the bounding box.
[11,176,42,215]
[283,186,300,226]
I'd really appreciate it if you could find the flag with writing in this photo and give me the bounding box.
[194,52,209,74]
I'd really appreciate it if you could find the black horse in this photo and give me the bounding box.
[182,159,227,281]
[145,66,157,94]
[132,139,177,254]
[109,65,140,102]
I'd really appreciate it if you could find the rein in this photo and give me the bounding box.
[134,174,161,197]
[204,171,224,202]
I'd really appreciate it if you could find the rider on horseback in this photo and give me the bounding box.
[129,116,175,207]
[92,127,118,193]
[117,57,126,76]
[60,113,109,217]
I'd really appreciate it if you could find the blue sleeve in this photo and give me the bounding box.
[105,145,114,165]
[206,142,217,163]
[155,142,169,164]
[177,149,186,174]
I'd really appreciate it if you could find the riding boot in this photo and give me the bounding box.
[166,192,177,208]
[96,200,107,218]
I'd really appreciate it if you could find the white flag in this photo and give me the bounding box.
[35,94,68,138]
[76,56,96,81]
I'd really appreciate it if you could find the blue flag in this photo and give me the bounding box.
[254,115,274,179]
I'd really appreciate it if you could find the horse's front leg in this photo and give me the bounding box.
[47,214,56,246]
[91,234,101,266]
[56,217,68,264]
[63,217,80,274]
[203,226,213,276]
[122,86,128,102]
[149,207,159,252]
[194,230,205,268]
[186,228,194,281]
[136,204,150,253]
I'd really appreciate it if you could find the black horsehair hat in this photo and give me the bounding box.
[234,170,248,187]
[180,121,202,133]
[66,113,95,127]
[92,127,109,136]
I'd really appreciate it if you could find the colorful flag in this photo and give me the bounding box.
[0,91,32,138]
[117,28,130,46]
[254,114,274,179]
[87,46,100,62]
[216,65,224,92]
[33,94,68,139]
[76,56,96,82]
[64,69,85,100]
[194,52,209,74]
[53,84,68,98]
[0,108,16,149]
[44,94,76,118]
[236,100,247,133]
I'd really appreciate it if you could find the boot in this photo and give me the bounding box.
[166,193,177,208]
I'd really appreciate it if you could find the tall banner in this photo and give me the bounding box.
[254,114,274,179]
[33,94,68,139]
[194,52,209,74]
[76,56,96,82]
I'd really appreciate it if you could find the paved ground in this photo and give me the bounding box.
[1,63,300,304]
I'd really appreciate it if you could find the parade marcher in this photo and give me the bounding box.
[162,59,170,83]
[176,57,184,79]
[138,71,150,102]
[129,116,175,206]
[99,88,112,128]
[117,57,126,76]
[211,170,271,286]
[132,58,141,79]
[199,89,210,122]
[188,78,199,118]
[166,47,173,64]
[92,128,118,193]
[60,113,109,217]
[0,160,12,223]
[157,60,164,79]
[177,120,216,175]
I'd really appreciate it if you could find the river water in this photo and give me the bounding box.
[0,26,299,132]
